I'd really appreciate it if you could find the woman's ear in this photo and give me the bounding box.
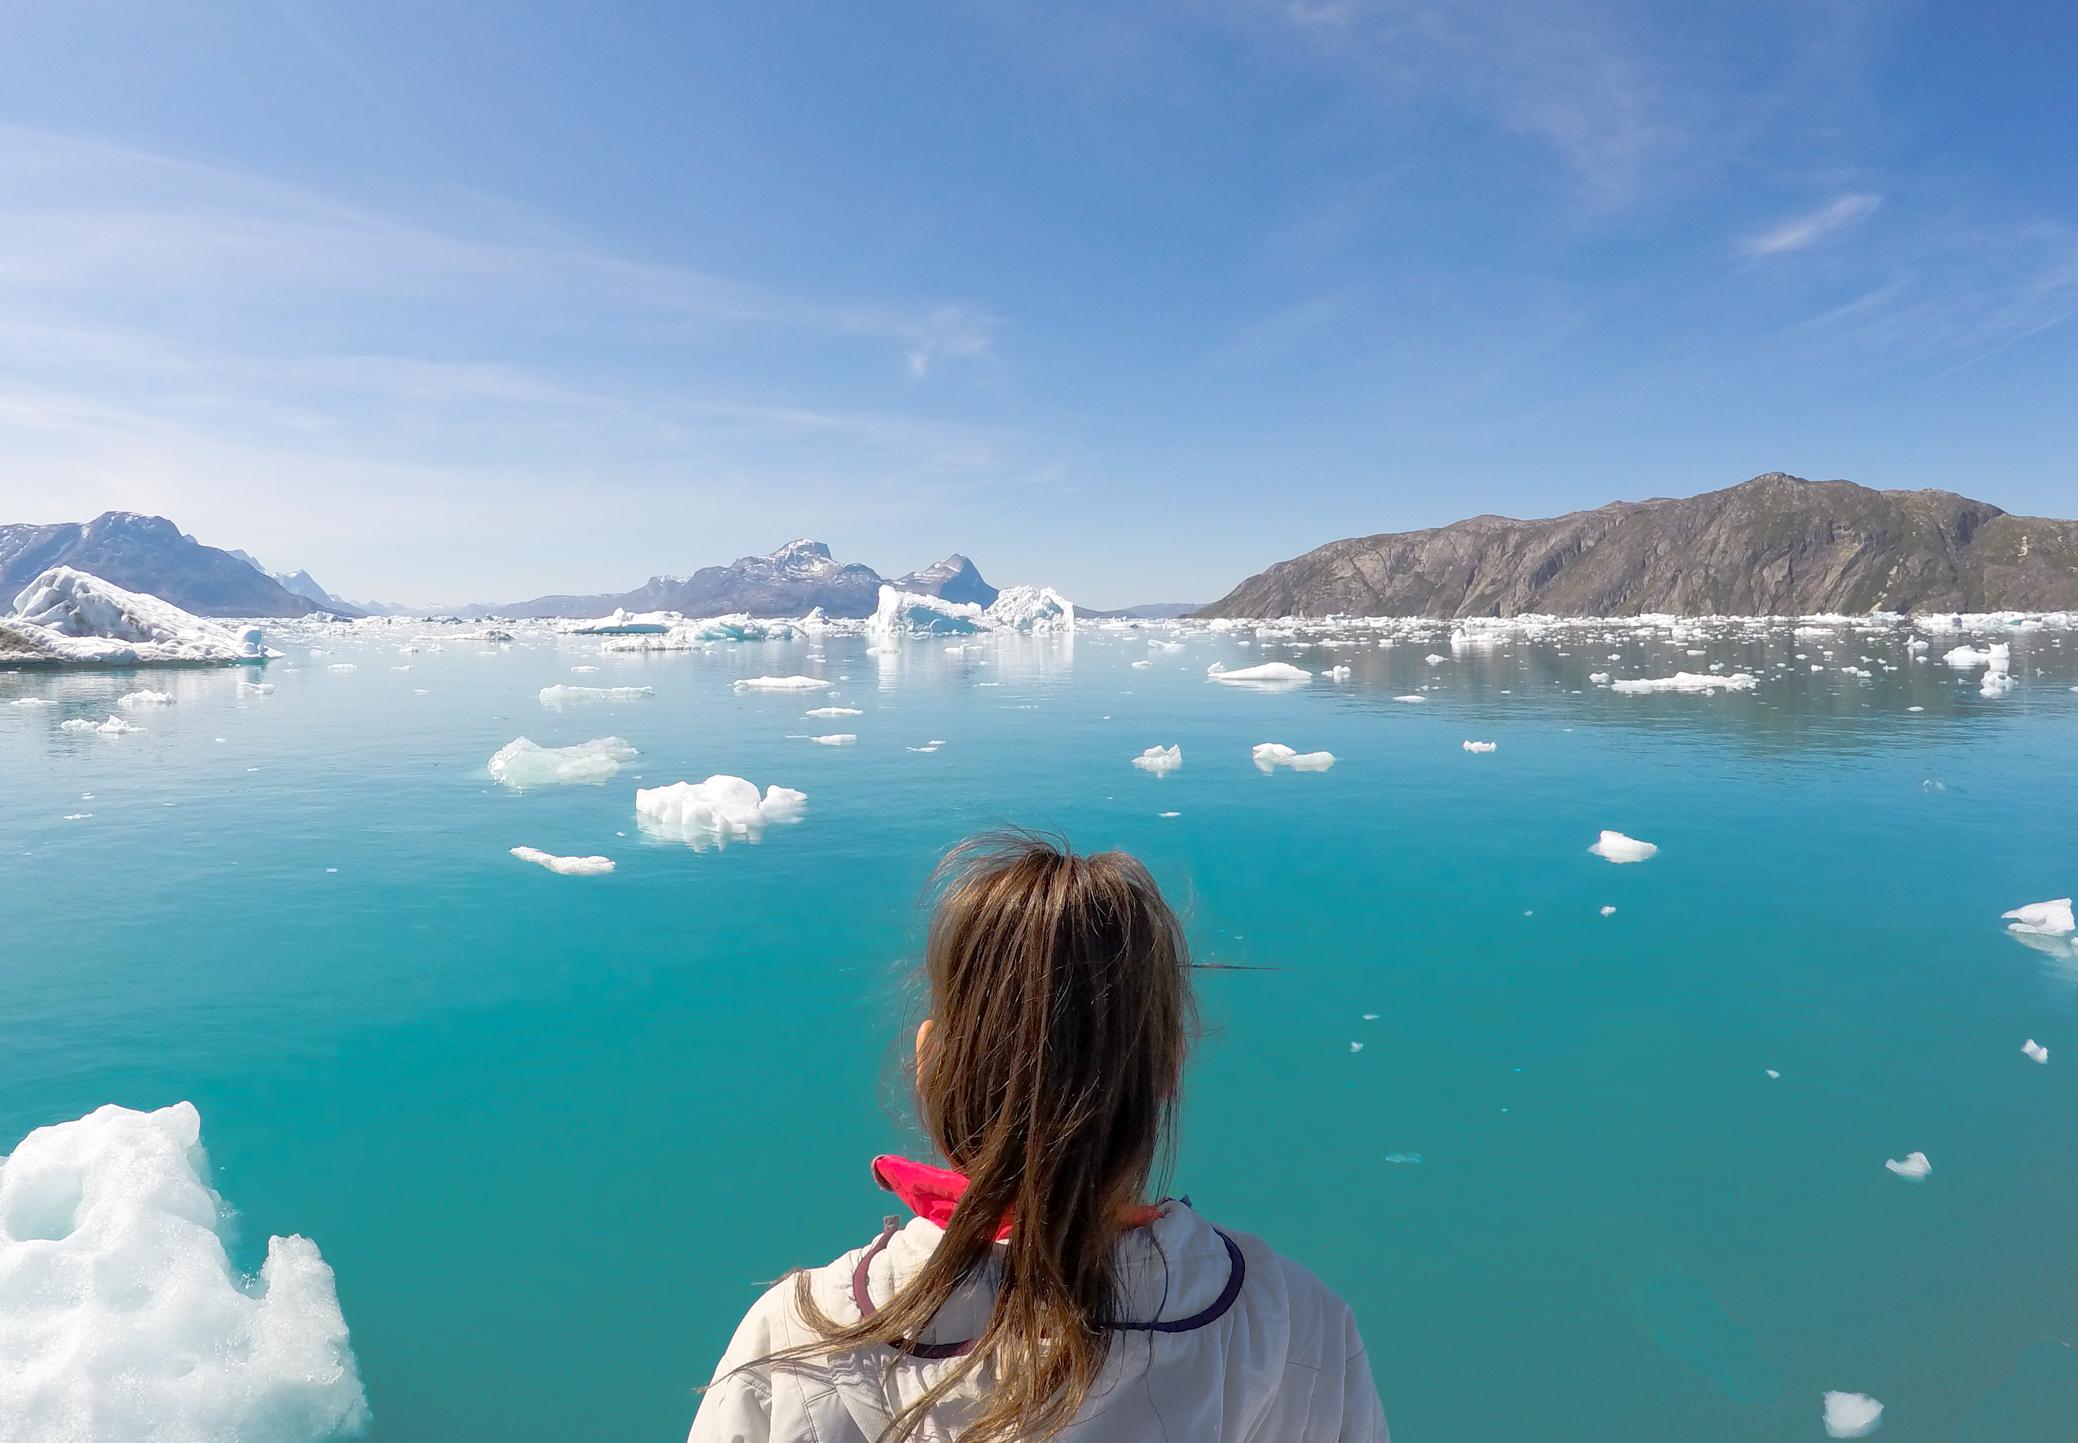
[915,1018,934,1087]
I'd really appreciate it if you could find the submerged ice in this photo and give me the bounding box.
[488,737,638,789]
[0,1102,367,1442]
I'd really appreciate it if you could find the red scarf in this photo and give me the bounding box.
[871,1154,1163,1241]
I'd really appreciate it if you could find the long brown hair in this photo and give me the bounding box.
[752,831,1197,1442]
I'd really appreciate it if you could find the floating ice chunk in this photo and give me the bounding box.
[509,846,614,876]
[1326,665,1352,680]
[1942,643,2008,668]
[1884,1151,1931,1180]
[238,680,274,696]
[2022,1039,2049,1064]
[1132,744,1182,774]
[59,715,140,736]
[1,567,274,666]
[7,696,55,706]
[488,736,637,788]
[1392,694,1426,703]
[1588,672,1611,684]
[0,1101,367,1441]
[907,740,947,753]
[1252,743,1335,772]
[327,663,356,673]
[634,776,806,848]
[1978,670,2015,697]
[804,706,862,717]
[1765,1069,1780,1079]
[1130,659,1153,669]
[984,584,1076,633]
[1158,810,1179,818]
[1207,661,1312,685]
[732,674,831,692]
[1423,653,1446,665]
[1600,905,1616,916]
[1822,1391,1884,1438]
[572,607,676,635]
[1462,740,1497,753]
[686,613,803,642]
[1348,1042,1364,1053]
[1608,672,1757,694]
[539,684,654,705]
[2003,899,2074,936]
[1589,830,1658,863]
[870,585,987,637]
[116,688,175,708]
[810,733,857,746]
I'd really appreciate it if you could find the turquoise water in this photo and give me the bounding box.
[5,620,2077,1441]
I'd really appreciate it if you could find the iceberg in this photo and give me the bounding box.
[870,585,986,637]
[571,608,676,635]
[1252,743,1335,772]
[731,675,831,692]
[539,684,654,705]
[1589,830,1658,863]
[116,688,175,708]
[634,776,806,848]
[1462,740,1497,753]
[1608,672,1758,694]
[1132,744,1183,774]
[983,584,1075,633]
[687,614,803,642]
[2003,898,2074,936]
[2022,1038,2049,1064]
[59,715,141,736]
[488,736,637,788]
[509,846,615,876]
[1884,1150,1931,1180]
[1822,1391,1884,1439]
[1,567,272,667]
[1978,669,2015,697]
[1325,665,1352,680]
[0,1102,367,1441]
[1942,642,2008,669]
[809,733,857,746]
[1207,661,1313,685]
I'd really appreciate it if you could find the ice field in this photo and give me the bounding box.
[4,608,2077,1441]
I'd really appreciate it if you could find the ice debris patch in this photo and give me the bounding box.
[59,715,141,736]
[1132,745,1183,774]
[509,846,615,876]
[2,567,273,667]
[1823,1391,1884,1439]
[488,737,637,789]
[0,1101,368,1442]
[1589,830,1658,863]
[635,776,806,848]
[2003,899,2074,936]
[732,675,831,692]
[539,684,653,705]
[1252,743,1335,772]
[1884,1151,1931,1180]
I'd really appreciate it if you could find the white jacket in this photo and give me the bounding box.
[688,1201,1387,1442]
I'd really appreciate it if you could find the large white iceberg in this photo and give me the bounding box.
[983,585,1075,633]
[870,585,986,637]
[488,737,638,788]
[1,567,272,667]
[1131,744,1182,774]
[0,1101,368,1441]
[634,776,807,848]
[1252,743,1335,772]
[1589,830,1658,863]
[2003,898,2074,936]
[570,608,676,635]
[1608,672,1757,695]
[1207,661,1313,685]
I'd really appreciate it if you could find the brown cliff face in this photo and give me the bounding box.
[1199,473,2078,618]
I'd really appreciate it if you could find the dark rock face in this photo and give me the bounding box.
[508,538,890,619]
[893,554,999,607]
[0,512,322,618]
[1200,474,2078,618]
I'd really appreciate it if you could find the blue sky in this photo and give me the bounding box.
[1,1,2073,606]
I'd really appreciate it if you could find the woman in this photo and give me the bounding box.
[689,834,1388,1442]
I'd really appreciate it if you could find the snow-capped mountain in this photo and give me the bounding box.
[892,553,998,607]
[506,539,980,619]
[0,513,322,619]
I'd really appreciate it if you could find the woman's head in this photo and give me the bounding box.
[916,832,1195,1237]
[755,832,1197,1443]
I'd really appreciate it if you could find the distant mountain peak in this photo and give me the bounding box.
[771,538,834,562]
[895,553,997,607]
[0,512,324,618]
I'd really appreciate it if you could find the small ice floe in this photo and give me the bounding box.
[1884,1151,1931,1180]
[509,846,615,876]
[1943,643,2008,668]
[59,715,141,736]
[1158,810,1180,818]
[1599,905,1616,916]
[1905,705,1923,712]
[810,733,857,746]
[327,663,357,673]
[634,776,806,849]
[2003,899,2075,936]
[1132,744,1183,774]
[540,684,653,705]
[1362,1012,1379,1020]
[1382,1152,1422,1165]
[804,706,862,717]
[571,665,599,673]
[1588,672,1611,684]
[2022,1039,2049,1064]
[116,689,175,709]
[907,740,947,752]
[1131,659,1153,669]
[1765,1069,1780,1079]
[8,696,56,706]
[1423,653,1446,665]
[732,675,831,692]
[1979,670,2016,697]
[488,737,637,788]
[1589,830,1657,863]
[62,812,92,821]
[1392,694,1426,704]
[1822,1391,1884,1438]
[237,680,274,696]
[1252,743,1334,772]
[1207,661,1312,685]
[1326,665,1352,680]
[1349,1042,1364,1053]
[1609,672,1757,695]
[1462,740,1497,753]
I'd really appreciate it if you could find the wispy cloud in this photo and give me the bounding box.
[1743,192,1883,256]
